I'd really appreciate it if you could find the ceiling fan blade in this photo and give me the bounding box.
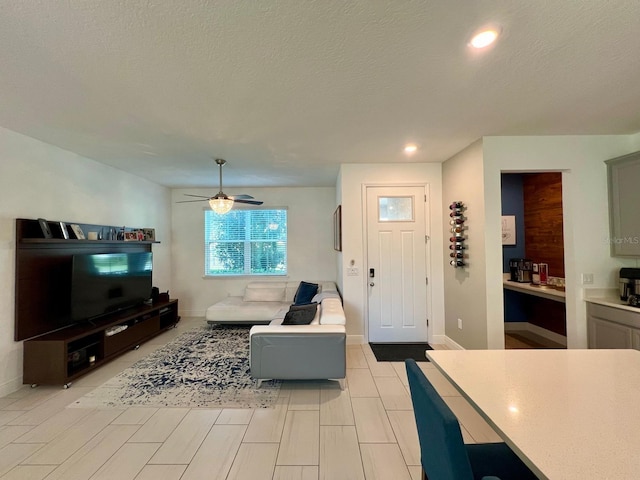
[176,199,210,203]
[233,199,264,205]
[229,194,254,200]
[183,194,212,199]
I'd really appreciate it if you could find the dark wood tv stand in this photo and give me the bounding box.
[15,217,176,388]
[23,300,179,388]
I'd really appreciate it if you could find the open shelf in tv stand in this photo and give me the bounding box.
[23,300,179,388]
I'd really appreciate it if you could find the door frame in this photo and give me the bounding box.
[361,182,433,344]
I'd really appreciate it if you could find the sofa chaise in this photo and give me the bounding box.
[206,280,346,386]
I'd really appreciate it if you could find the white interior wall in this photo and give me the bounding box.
[0,127,171,395]
[170,187,337,316]
[483,135,640,349]
[338,163,445,344]
[441,140,491,349]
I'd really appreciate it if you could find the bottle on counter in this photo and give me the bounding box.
[539,263,548,285]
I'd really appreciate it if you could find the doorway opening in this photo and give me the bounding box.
[501,172,567,349]
[364,185,429,344]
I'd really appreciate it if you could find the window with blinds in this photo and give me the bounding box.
[204,208,288,276]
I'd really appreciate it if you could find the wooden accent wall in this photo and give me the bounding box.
[523,173,565,278]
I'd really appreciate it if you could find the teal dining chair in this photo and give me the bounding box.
[405,359,538,480]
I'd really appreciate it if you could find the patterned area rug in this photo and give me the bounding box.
[70,325,281,409]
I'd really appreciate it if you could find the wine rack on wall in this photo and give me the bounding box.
[449,201,466,268]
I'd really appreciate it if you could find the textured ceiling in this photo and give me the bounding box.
[1,1,639,188]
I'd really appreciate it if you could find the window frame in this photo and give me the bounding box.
[203,206,288,277]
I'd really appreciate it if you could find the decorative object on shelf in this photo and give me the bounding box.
[143,228,155,241]
[59,222,69,239]
[37,218,53,239]
[124,231,138,241]
[69,224,85,240]
[334,205,342,251]
[448,201,466,268]
[87,231,98,240]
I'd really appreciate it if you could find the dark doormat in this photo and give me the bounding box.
[369,343,433,362]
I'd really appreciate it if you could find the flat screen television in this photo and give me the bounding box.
[71,251,153,322]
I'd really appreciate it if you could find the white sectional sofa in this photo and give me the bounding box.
[206,280,339,325]
[206,281,346,385]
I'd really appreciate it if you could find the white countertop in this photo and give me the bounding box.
[502,273,565,302]
[584,288,640,313]
[426,349,640,480]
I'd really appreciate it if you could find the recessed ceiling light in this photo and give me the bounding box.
[469,28,500,49]
[404,144,418,154]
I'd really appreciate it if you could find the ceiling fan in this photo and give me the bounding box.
[177,158,263,214]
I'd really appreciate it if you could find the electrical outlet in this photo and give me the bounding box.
[347,267,359,276]
[582,273,594,285]
[457,318,463,330]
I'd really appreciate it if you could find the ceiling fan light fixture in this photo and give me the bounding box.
[469,27,501,49]
[404,144,418,154]
[209,197,234,215]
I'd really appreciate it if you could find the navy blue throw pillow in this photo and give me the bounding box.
[293,281,319,305]
[282,302,318,325]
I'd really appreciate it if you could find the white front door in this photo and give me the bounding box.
[366,186,428,342]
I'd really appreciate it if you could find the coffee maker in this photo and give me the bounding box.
[508,259,519,281]
[619,268,640,305]
[509,258,533,283]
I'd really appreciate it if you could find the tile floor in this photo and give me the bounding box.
[0,318,501,479]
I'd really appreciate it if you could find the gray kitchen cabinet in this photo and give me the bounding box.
[587,302,640,349]
[632,329,640,350]
[607,151,640,257]
[588,316,633,349]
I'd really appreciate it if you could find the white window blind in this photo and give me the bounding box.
[204,208,287,276]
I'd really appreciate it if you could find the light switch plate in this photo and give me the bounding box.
[582,273,594,285]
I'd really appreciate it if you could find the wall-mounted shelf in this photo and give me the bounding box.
[448,201,467,268]
[18,218,158,244]
[14,218,160,341]
[15,217,175,387]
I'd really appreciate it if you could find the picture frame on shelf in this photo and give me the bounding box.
[59,222,70,240]
[143,228,156,241]
[37,218,53,239]
[69,224,85,240]
[124,232,138,241]
[333,205,342,252]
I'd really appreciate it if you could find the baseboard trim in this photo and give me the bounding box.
[0,376,24,397]
[347,335,365,345]
[182,309,205,318]
[431,334,447,346]
[443,336,465,350]
[503,322,529,331]
[505,322,567,347]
